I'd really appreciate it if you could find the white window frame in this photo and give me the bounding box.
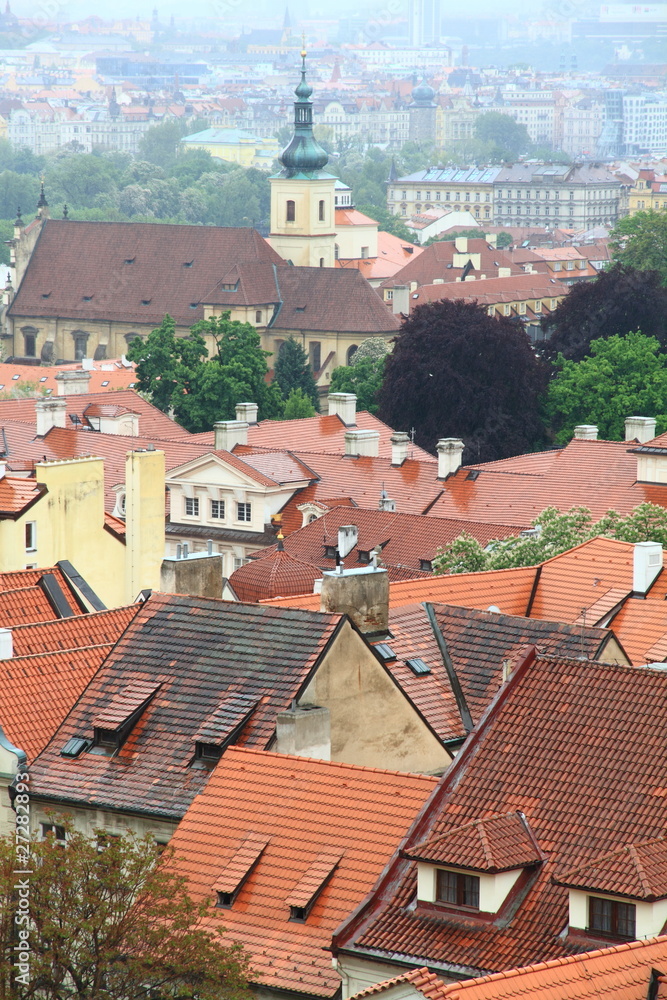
[184,497,200,517]
[25,521,37,552]
[210,499,225,520]
[237,502,252,523]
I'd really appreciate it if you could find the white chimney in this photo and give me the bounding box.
[345,429,380,457]
[235,402,258,425]
[275,705,330,760]
[391,284,410,315]
[213,420,248,451]
[0,628,12,660]
[485,233,497,248]
[379,492,396,512]
[437,438,465,478]
[625,416,657,444]
[35,397,67,437]
[573,425,598,441]
[454,236,468,252]
[633,541,663,596]
[391,431,409,466]
[55,370,92,396]
[328,392,357,426]
[498,267,511,278]
[0,461,5,479]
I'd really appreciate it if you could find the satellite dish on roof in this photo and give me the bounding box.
[338,525,358,559]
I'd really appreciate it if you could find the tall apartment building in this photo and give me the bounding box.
[408,0,441,46]
[623,92,667,155]
[493,163,622,230]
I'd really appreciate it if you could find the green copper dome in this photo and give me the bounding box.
[279,50,329,176]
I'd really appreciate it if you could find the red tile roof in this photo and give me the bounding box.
[168,747,438,997]
[406,812,544,872]
[8,220,283,327]
[10,604,138,657]
[229,548,322,603]
[556,838,667,902]
[407,274,565,313]
[380,240,523,290]
[0,586,65,625]
[334,651,667,975]
[0,644,112,758]
[0,473,44,517]
[0,360,137,395]
[352,937,667,1000]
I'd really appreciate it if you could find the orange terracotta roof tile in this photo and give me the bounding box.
[168,747,438,997]
[335,653,667,976]
[556,837,667,901]
[352,937,667,1000]
[10,604,138,657]
[0,474,44,517]
[0,644,112,758]
[0,586,66,626]
[212,833,269,895]
[406,812,544,872]
[0,360,137,396]
[229,548,321,602]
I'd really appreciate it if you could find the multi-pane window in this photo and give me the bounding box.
[237,502,252,522]
[589,897,636,939]
[436,869,480,908]
[184,497,199,517]
[211,500,225,520]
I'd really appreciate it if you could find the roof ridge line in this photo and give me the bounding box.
[476,817,494,868]
[6,642,114,663]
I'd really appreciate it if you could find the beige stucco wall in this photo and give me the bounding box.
[28,799,178,845]
[269,174,337,268]
[299,619,451,774]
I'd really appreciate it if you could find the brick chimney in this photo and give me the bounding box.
[55,370,92,396]
[345,429,380,457]
[437,438,464,478]
[625,416,657,444]
[328,392,357,426]
[214,420,248,451]
[35,397,67,437]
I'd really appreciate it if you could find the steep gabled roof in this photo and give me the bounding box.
[0,473,44,518]
[333,652,667,976]
[27,593,343,819]
[169,747,438,997]
[405,812,545,872]
[10,604,138,656]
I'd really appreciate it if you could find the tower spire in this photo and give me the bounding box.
[278,42,329,177]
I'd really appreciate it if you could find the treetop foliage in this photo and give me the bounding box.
[0,819,250,1000]
[610,209,667,286]
[434,502,667,575]
[378,299,549,462]
[272,338,320,411]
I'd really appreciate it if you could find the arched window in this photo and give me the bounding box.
[286,200,295,222]
[318,199,325,222]
[347,344,358,365]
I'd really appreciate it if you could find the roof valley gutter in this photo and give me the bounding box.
[423,602,473,734]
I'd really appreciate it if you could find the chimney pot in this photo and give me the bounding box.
[235,402,258,425]
[625,416,657,444]
[633,541,663,596]
[35,397,67,436]
[437,437,465,478]
[573,425,598,440]
[345,429,380,457]
[214,420,248,451]
[0,627,12,660]
[390,431,410,466]
[55,370,92,396]
[327,392,357,426]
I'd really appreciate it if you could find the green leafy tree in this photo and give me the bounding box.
[610,209,667,285]
[0,819,250,1000]
[474,112,531,160]
[272,338,320,410]
[45,153,118,209]
[329,343,388,415]
[434,503,667,574]
[356,203,415,242]
[138,119,188,168]
[283,387,316,419]
[496,231,513,248]
[129,313,283,432]
[545,332,667,444]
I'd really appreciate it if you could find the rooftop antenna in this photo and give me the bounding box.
[409,426,416,459]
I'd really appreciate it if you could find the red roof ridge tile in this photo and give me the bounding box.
[6,642,114,663]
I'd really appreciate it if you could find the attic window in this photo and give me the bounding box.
[90,680,160,754]
[589,897,636,940]
[39,376,48,382]
[406,657,431,676]
[101,380,109,387]
[358,550,370,564]
[195,742,223,764]
[190,302,198,308]
[192,693,258,768]
[420,560,433,572]
[12,374,19,381]
[125,257,136,264]
[437,869,480,909]
[213,833,269,908]
[285,852,342,922]
[60,736,91,758]
[295,306,306,312]
[41,292,51,298]
[82,295,93,302]
[324,545,337,559]
[374,642,396,662]
[466,470,481,481]
[183,260,194,267]
[141,299,151,306]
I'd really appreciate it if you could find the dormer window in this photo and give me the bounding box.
[436,869,479,909]
[589,896,636,940]
[89,681,160,755]
[285,852,342,922]
[195,742,223,765]
[213,833,269,908]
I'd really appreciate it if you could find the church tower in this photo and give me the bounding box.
[269,46,336,268]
